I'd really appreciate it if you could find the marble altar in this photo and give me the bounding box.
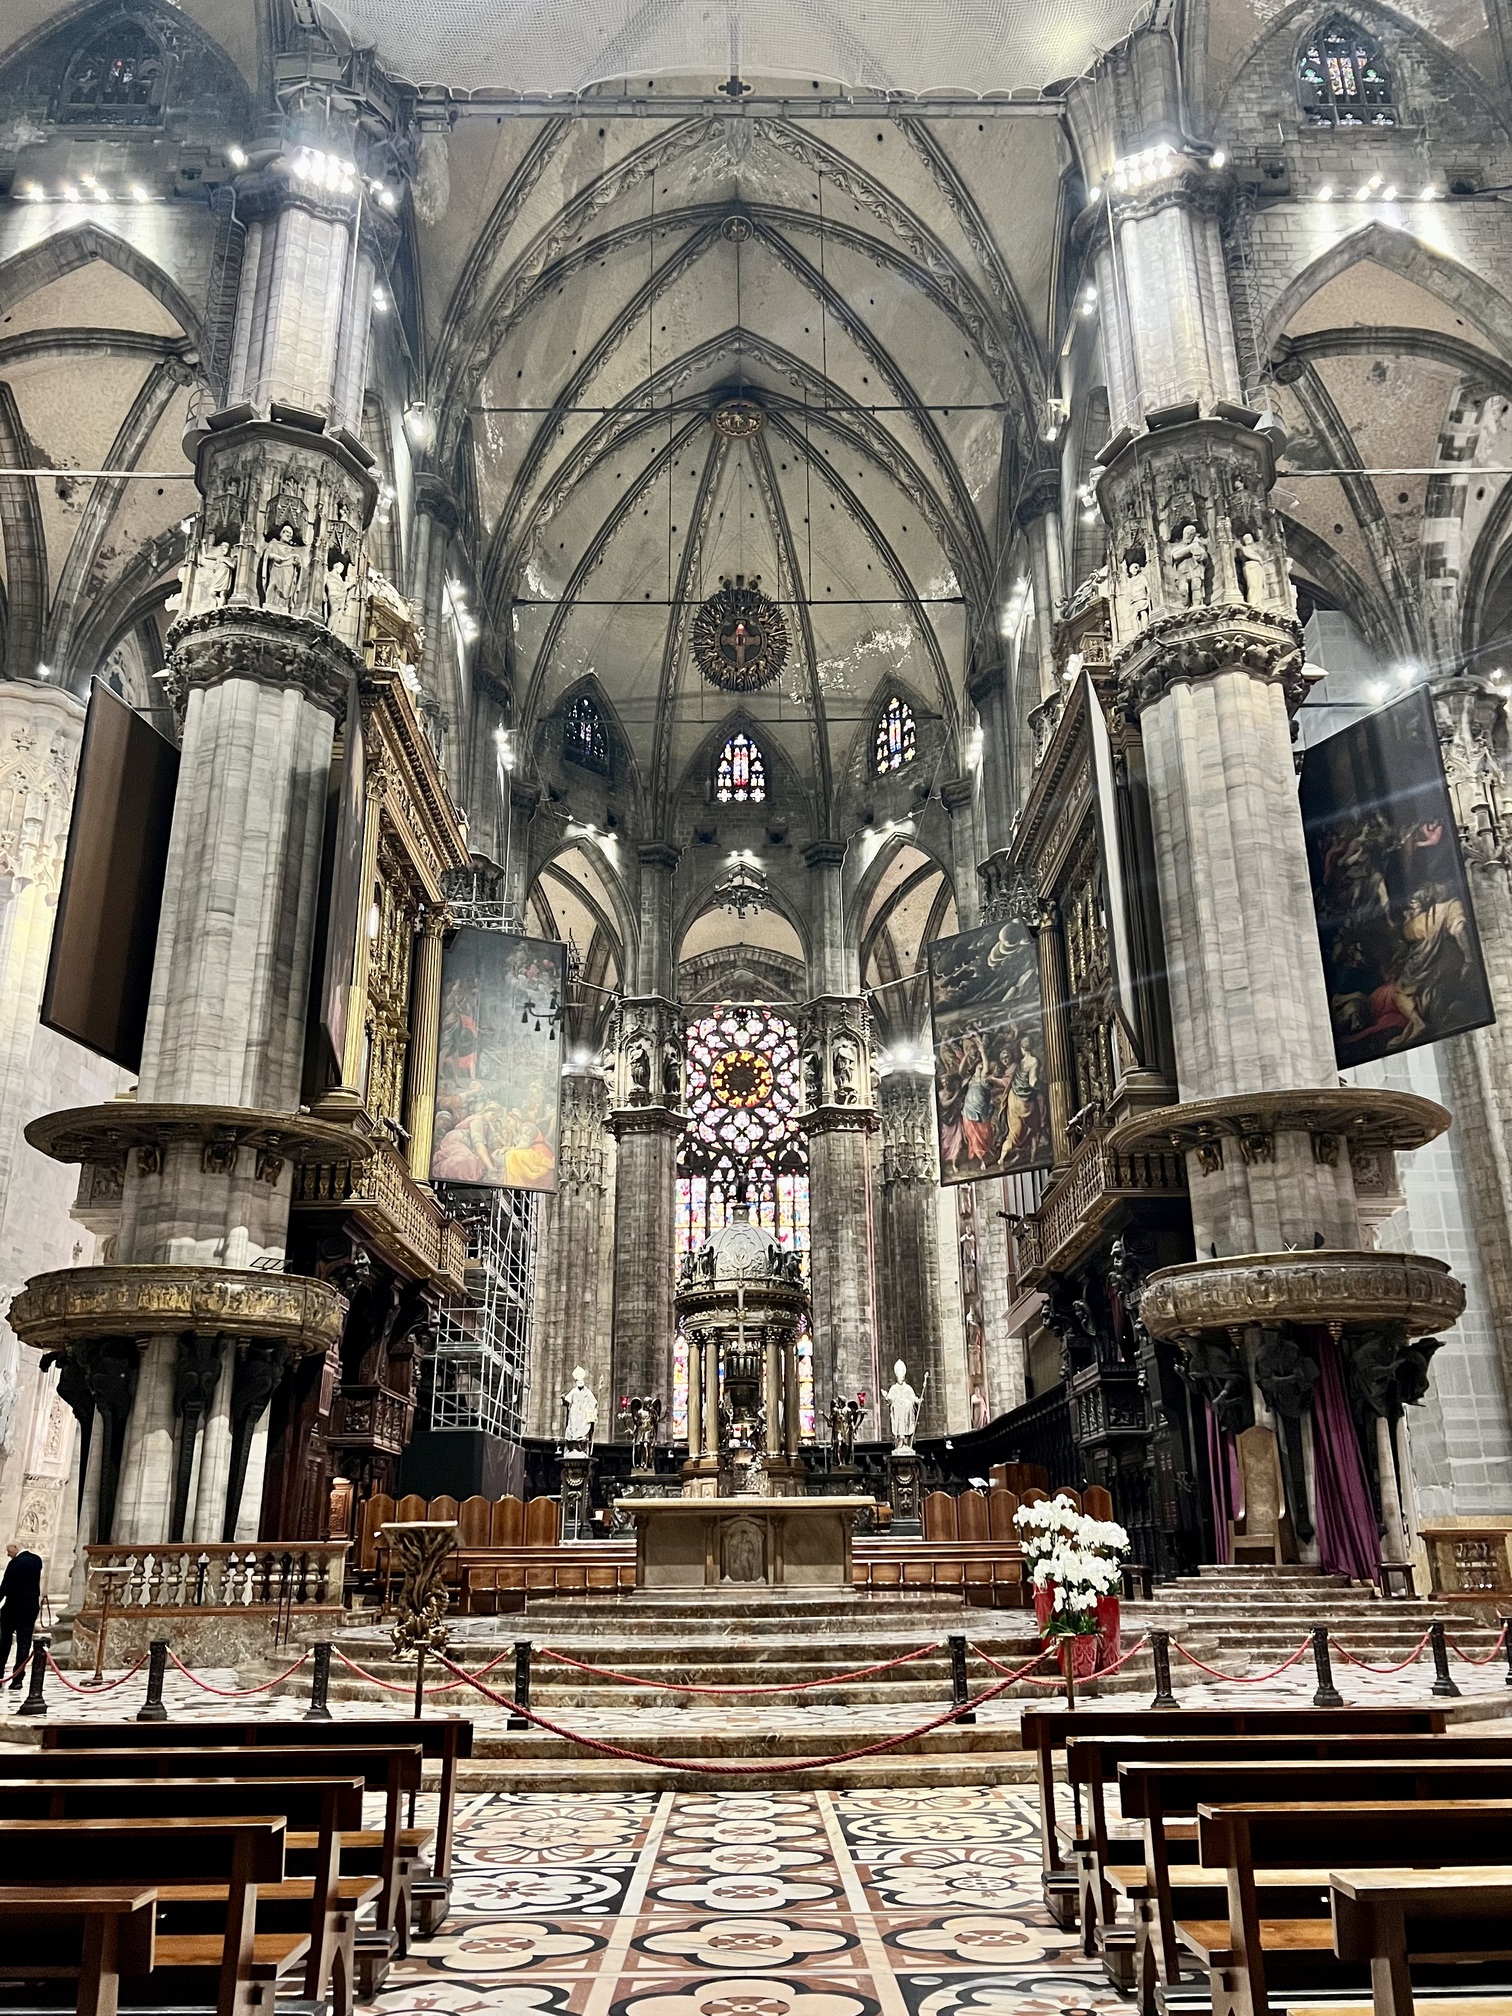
[617,1495,875,1589]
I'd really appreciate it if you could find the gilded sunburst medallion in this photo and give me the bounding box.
[692,573,789,694]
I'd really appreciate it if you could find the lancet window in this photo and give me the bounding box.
[874,694,917,774]
[715,732,767,804]
[1298,18,1395,125]
[563,693,609,773]
[59,18,168,123]
[674,1005,811,1438]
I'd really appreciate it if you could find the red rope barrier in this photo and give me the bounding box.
[432,1646,1059,1774]
[46,1653,148,1695]
[973,1636,1148,1683]
[166,1648,310,1697]
[332,1644,517,1695]
[1329,1629,1432,1675]
[1172,1637,1311,1684]
[1448,1624,1509,1667]
[534,1639,945,1694]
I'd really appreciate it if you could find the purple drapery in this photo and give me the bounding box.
[1204,1400,1241,1565]
[1309,1328,1380,1585]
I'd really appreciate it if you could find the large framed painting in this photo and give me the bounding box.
[1300,687,1493,1067]
[927,918,1053,1185]
[430,928,566,1191]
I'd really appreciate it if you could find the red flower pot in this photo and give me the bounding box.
[1034,1581,1055,1632]
[1071,1632,1100,1679]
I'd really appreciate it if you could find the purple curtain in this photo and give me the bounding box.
[1310,1329,1380,1585]
[1204,1400,1241,1565]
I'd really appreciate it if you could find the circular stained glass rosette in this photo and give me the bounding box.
[693,578,790,694]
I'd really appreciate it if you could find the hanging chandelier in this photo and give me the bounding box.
[693,574,789,694]
[714,852,769,922]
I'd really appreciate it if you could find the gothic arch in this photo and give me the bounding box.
[0,221,204,345]
[536,673,645,810]
[1265,225,1512,357]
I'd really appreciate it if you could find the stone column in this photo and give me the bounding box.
[800,996,879,1421]
[404,910,448,1182]
[96,137,387,1546]
[609,999,684,1418]
[938,776,982,930]
[530,1069,614,1437]
[875,1069,948,1435]
[409,475,464,791]
[966,655,1016,852]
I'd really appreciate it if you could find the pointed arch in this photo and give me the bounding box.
[1265,224,1512,358]
[0,221,203,345]
[1297,13,1395,125]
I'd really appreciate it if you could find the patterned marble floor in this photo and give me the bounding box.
[366,1787,1126,2016]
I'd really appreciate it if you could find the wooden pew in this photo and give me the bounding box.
[1123,1757,1512,2010]
[1190,1801,1512,2016]
[42,1716,470,1938]
[0,1775,365,2016]
[0,1817,296,2016]
[1020,1703,1447,1925]
[0,1886,156,2016]
[1327,1868,1512,2016]
[1071,1729,1512,1969]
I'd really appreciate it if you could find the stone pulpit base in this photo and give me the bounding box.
[618,1495,874,1589]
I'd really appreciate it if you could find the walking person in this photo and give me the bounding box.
[0,1542,43,1690]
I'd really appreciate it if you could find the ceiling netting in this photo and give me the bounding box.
[318,0,1135,96]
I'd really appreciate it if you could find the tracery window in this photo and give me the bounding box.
[715,732,767,804]
[563,693,608,773]
[675,1005,811,1438]
[874,694,917,774]
[1298,18,1395,125]
[59,18,168,124]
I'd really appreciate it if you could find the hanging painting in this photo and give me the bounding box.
[1300,687,1493,1067]
[430,929,566,1190]
[927,918,1053,1184]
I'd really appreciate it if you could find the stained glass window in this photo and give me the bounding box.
[674,1005,811,1438]
[874,694,917,774]
[563,693,609,772]
[715,732,767,804]
[1298,18,1395,125]
[60,21,167,123]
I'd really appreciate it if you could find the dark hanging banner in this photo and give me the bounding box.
[41,679,179,1072]
[927,917,1053,1186]
[1300,686,1493,1067]
[318,670,366,1081]
[431,928,566,1191]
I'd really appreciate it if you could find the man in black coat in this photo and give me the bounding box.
[0,1543,43,1689]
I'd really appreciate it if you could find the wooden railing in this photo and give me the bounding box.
[82,1543,348,1614]
[293,1141,468,1289]
[1013,1129,1186,1282]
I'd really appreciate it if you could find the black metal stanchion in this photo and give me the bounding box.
[948,1634,975,1724]
[136,1639,170,1722]
[507,1639,531,1731]
[1501,1617,1512,1688]
[1310,1624,1343,1707]
[16,1636,49,1718]
[305,1641,333,1721]
[1149,1629,1178,1710]
[413,1646,427,1720]
[1429,1619,1461,1699]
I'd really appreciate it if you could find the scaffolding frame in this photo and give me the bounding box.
[426,1184,539,1439]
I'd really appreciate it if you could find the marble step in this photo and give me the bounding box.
[453,1749,1042,1792]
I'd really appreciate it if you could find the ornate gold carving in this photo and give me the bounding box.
[26,1104,376,1168]
[9,1266,349,1356]
[693,575,790,694]
[1107,1087,1450,1159]
[381,1520,458,1657]
[1139,1249,1465,1342]
[292,1142,467,1291]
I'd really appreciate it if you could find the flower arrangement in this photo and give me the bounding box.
[1014,1495,1128,1641]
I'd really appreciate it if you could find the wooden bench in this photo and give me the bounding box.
[1189,1801,1512,2016]
[1121,1756,1512,2012]
[1071,1729,1512,1973]
[42,1715,471,1938]
[1327,1868,1512,2016]
[1020,1704,1447,1925]
[0,1774,367,2016]
[0,1816,297,2016]
[0,1885,156,2016]
[22,1738,426,1995]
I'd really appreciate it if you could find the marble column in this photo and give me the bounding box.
[800,996,879,1421]
[404,910,448,1182]
[609,1000,684,1419]
[97,135,388,1546]
[875,1069,948,1435]
[530,1069,614,1437]
[1034,899,1077,1169]
[966,654,1016,852]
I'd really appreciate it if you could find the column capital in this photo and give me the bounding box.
[414,472,462,535]
[801,840,848,872]
[638,841,681,874]
[1014,464,1062,529]
[611,994,685,1118]
[798,995,876,1126]
[939,775,975,816]
[966,654,1007,708]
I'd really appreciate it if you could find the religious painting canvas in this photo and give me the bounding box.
[928,918,1053,1184]
[431,928,566,1191]
[1300,687,1493,1067]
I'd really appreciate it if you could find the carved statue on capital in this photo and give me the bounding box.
[798,998,876,1122]
[612,1000,683,1116]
